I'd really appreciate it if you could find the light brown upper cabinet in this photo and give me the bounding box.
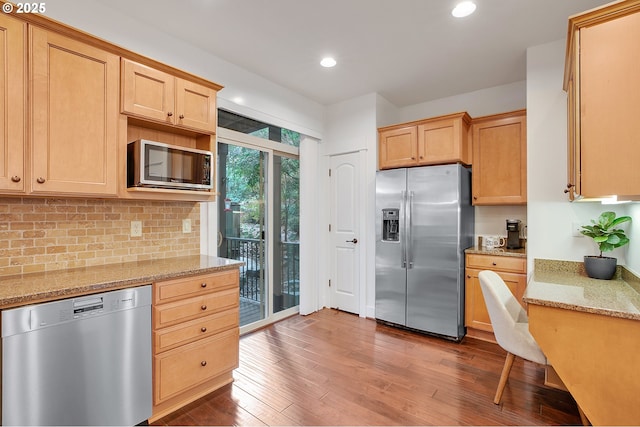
[122,59,218,134]
[564,1,640,200]
[30,27,119,197]
[0,14,26,194]
[471,110,527,205]
[378,112,471,170]
[378,126,418,169]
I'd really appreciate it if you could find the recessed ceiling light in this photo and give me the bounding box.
[452,1,476,18]
[320,57,337,68]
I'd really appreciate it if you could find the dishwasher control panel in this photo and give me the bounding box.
[1,285,151,335]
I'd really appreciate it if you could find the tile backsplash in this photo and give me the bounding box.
[0,197,200,276]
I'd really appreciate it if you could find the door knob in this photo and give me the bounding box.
[346,238,358,244]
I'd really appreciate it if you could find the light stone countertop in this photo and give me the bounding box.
[523,259,640,321]
[0,255,244,310]
[464,246,526,258]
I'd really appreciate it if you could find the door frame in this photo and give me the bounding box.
[326,149,367,317]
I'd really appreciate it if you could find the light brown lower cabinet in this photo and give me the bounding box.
[464,253,526,343]
[150,269,240,422]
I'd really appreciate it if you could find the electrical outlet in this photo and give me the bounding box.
[572,222,584,237]
[182,218,192,234]
[131,220,142,237]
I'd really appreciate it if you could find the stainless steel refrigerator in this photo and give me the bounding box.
[375,164,474,341]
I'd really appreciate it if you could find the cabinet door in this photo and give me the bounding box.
[378,126,418,169]
[465,268,526,333]
[121,58,175,125]
[0,15,25,193]
[579,11,640,198]
[154,328,239,404]
[472,112,527,205]
[175,79,217,133]
[417,117,467,165]
[30,27,118,196]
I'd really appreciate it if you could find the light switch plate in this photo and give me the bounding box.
[182,219,192,234]
[131,220,142,237]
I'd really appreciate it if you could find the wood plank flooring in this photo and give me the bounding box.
[152,308,582,426]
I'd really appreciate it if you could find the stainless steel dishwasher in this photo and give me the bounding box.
[2,285,152,426]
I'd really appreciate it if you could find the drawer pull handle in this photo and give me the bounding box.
[167,112,173,117]
[36,177,46,184]
[201,283,207,288]
[11,176,21,183]
[201,305,207,311]
[201,327,207,333]
[201,361,207,367]
[179,114,185,119]
[492,262,497,266]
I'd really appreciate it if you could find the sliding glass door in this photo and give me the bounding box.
[217,112,300,331]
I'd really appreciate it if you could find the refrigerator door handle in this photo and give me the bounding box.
[400,190,407,268]
[407,191,414,269]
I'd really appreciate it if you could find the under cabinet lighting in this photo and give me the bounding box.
[452,1,476,18]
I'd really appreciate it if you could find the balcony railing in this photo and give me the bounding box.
[223,237,299,304]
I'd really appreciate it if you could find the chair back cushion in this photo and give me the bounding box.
[478,270,546,364]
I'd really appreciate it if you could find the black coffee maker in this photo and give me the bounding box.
[506,219,521,249]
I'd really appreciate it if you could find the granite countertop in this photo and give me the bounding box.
[465,246,526,258]
[0,255,244,310]
[523,259,640,321]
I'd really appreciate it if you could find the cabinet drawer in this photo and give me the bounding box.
[466,254,526,273]
[154,288,239,329]
[154,308,238,353]
[154,270,239,304]
[154,328,239,404]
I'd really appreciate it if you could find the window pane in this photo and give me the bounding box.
[273,155,299,313]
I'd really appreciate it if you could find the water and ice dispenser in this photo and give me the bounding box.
[382,208,400,242]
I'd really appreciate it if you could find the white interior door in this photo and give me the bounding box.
[329,152,361,314]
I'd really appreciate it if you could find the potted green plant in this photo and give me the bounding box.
[580,211,632,280]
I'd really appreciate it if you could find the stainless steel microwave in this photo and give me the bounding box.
[127,139,213,190]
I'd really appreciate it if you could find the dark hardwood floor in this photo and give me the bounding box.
[153,308,581,426]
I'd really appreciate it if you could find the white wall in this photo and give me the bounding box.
[321,94,378,317]
[399,81,527,124]
[526,39,631,274]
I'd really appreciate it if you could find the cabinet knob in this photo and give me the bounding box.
[167,112,173,117]
[201,327,207,333]
[466,275,471,279]
[473,196,477,200]
[179,114,185,119]
[492,262,497,266]
[201,305,207,311]
[36,177,46,184]
[201,361,207,367]
[201,282,207,288]
[11,176,21,183]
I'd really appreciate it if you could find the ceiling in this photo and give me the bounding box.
[93,0,611,107]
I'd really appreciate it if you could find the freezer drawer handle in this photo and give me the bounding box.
[345,238,358,244]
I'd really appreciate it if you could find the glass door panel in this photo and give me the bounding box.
[273,155,299,313]
[218,143,268,326]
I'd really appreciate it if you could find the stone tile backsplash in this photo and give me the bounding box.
[0,197,200,276]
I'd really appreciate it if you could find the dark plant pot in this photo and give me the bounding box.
[583,255,617,280]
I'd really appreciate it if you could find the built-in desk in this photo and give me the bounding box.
[524,259,640,426]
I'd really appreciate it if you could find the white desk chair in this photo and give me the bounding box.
[478,270,546,404]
